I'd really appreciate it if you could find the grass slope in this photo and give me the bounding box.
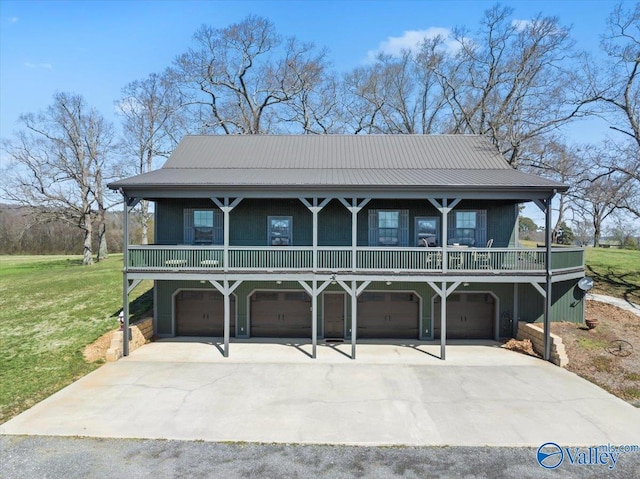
[585,248,640,304]
[0,255,151,423]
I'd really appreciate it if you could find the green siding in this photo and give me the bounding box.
[318,200,351,246]
[156,199,217,245]
[230,199,313,246]
[155,198,519,248]
[155,279,529,339]
[517,279,584,324]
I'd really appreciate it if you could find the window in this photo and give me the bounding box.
[455,211,476,245]
[183,208,223,245]
[415,217,439,246]
[268,216,292,246]
[369,210,409,246]
[193,210,214,244]
[447,210,487,246]
[378,211,400,246]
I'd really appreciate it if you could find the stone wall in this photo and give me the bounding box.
[106,317,153,362]
[516,321,568,367]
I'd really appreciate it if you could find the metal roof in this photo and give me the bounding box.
[109,135,568,193]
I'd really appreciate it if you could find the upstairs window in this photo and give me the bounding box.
[184,208,223,245]
[447,210,487,246]
[415,217,440,246]
[368,209,409,246]
[268,216,293,246]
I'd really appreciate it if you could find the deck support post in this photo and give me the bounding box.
[212,197,242,273]
[428,281,460,360]
[428,198,461,273]
[535,192,556,362]
[209,279,242,357]
[120,191,139,357]
[300,198,331,272]
[299,279,332,358]
[338,198,371,271]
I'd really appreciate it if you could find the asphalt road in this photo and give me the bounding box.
[2,436,639,478]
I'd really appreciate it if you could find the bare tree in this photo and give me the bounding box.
[526,139,583,243]
[340,40,448,134]
[437,5,592,167]
[1,92,115,265]
[171,15,330,134]
[338,5,592,165]
[570,171,633,247]
[117,72,186,243]
[585,3,640,218]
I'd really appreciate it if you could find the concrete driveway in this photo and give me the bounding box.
[2,340,640,446]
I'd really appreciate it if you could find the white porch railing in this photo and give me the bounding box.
[127,245,584,274]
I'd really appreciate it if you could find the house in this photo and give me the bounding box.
[108,135,585,361]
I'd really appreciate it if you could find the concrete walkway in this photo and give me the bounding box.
[2,341,639,447]
[587,293,640,317]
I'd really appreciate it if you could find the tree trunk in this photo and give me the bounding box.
[97,216,108,261]
[82,212,93,266]
[140,199,149,245]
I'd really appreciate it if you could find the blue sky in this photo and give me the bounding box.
[0,0,624,141]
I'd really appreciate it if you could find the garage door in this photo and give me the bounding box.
[250,291,312,337]
[175,290,236,337]
[357,292,419,339]
[433,293,495,339]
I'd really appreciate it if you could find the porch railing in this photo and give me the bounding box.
[127,245,584,274]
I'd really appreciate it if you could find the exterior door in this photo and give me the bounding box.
[357,292,419,339]
[250,291,311,337]
[175,290,235,337]
[323,293,345,338]
[433,293,495,339]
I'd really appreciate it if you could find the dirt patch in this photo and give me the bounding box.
[83,329,117,363]
[502,338,540,358]
[551,300,640,407]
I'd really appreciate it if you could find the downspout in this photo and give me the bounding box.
[543,189,556,362]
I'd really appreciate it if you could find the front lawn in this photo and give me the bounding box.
[0,255,151,423]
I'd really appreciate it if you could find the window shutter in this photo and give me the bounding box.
[213,209,224,245]
[399,209,410,246]
[447,211,455,241]
[476,210,487,246]
[183,208,194,244]
[368,210,378,246]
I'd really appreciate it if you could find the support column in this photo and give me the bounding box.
[428,198,461,272]
[336,279,370,360]
[427,280,461,360]
[535,192,556,362]
[212,197,242,272]
[299,279,331,358]
[120,192,137,357]
[338,198,370,271]
[300,198,331,272]
[122,200,129,357]
[440,281,447,360]
[210,279,242,358]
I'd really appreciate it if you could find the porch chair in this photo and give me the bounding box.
[474,238,494,269]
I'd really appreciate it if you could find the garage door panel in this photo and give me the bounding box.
[433,293,494,339]
[175,290,235,337]
[358,292,419,339]
[251,292,311,337]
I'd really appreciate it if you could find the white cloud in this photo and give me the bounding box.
[366,27,459,62]
[512,19,533,32]
[24,62,53,69]
[9,16,19,24]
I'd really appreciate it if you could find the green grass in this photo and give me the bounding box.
[585,248,640,304]
[0,255,152,423]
